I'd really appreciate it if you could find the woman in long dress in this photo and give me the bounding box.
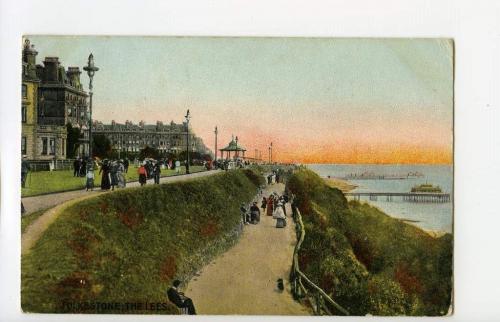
[266,195,274,216]
[99,160,111,190]
[117,160,126,188]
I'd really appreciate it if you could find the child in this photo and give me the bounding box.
[86,168,94,191]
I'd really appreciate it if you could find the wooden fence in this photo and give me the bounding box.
[290,204,349,316]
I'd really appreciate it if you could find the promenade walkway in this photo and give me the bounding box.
[185,182,310,315]
[21,170,220,255]
[21,170,218,215]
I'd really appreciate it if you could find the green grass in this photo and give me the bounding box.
[21,208,48,234]
[21,166,206,197]
[21,169,264,314]
[287,169,452,316]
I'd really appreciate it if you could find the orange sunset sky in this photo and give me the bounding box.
[29,36,453,164]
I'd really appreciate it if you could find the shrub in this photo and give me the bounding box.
[287,168,453,316]
[22,169,262,314]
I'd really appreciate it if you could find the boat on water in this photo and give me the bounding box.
[410,183,442,193]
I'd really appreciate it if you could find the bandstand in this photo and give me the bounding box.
[219,135,246,160]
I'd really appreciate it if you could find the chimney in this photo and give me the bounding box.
[22,39,38,80]
[66,67,82,89]
[43,57,60,82]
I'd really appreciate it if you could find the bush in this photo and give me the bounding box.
[22,169,262,314]
[287,168,453,316]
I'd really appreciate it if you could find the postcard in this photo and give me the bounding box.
[20,36,453,316]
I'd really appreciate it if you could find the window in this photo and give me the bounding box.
[21,137,27,155]
[62,139,66,156]
[22,105,27,123]
[22,84,27,98]
[42,138,48,155]
[49,138,55,155]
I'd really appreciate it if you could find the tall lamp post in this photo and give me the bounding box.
[83,53,99,168]
[185,109,191,174]
[270,142,273,163]
[214,126,218,162]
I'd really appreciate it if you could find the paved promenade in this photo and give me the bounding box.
[21,170,219,215]
[186,182,310,315]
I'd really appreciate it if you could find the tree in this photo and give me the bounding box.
[66,123,81,158]
[93,134,112,159]
[138,146,160,160]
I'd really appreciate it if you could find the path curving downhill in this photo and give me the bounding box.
[185,182,310,315]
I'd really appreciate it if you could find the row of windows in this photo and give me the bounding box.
[21,136,66,156]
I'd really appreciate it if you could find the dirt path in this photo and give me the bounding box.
[21,170,220,255]
[185,182,310,315]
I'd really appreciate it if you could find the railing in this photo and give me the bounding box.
[290,204,349,316]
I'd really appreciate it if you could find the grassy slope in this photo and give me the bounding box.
[21,166,206,197]
[22,169,264,314]
[287,169,452,316]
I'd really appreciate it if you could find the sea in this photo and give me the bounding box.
[307,164,453,234]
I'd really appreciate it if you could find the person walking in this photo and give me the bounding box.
[99,160,111,190]
[117,160,126,188]
[86,166,94,191]
[266,195,274,216]
[21,156,30,188]
[175,160,180,174]
[73,158,80,177]
[123,158,129,173]
[167,280,197,315]
[153,161,161,184]
[273,202,286,228]
[261,197,267,212]
[110,161,119,191]
[138,162,148,186]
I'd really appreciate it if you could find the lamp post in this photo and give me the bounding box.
[270,142,273,163]
[185,109,191,174]
[83,53,99,169]
[214,126,218,162]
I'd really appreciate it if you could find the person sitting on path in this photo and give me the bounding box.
[273,202,286,228]
[250,202,261,224]
[167,280,197,315]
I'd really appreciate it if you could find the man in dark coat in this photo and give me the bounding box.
[167,280,196,315]
[73,158,80,177]
[21,157,30,188]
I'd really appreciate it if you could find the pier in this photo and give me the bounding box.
[345,192,451,203]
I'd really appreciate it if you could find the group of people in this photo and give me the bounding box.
[137,159,164,186]
[92,159,128,191]
[261,191,289,228]
[266,169,286,185]
[240,201,262,225]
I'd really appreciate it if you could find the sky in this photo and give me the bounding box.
[27,36,453,164]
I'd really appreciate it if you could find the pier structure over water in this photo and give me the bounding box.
[345,192,451,203]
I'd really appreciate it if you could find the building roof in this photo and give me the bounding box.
[220,136,246,151]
